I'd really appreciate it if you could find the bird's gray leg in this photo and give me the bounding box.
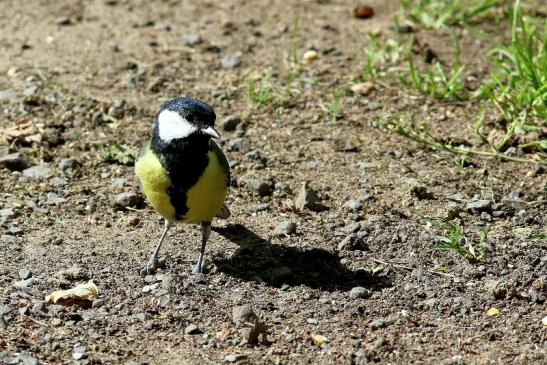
[140,219,171,276]
[192,222,211,274]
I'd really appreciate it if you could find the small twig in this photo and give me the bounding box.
[22,314,49,327]
[372,258,455,278]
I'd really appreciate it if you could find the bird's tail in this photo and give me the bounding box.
[216,204,231,219]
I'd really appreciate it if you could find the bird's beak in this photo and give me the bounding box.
[201,126,221,139]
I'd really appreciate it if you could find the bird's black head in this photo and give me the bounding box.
[155,97,219,143]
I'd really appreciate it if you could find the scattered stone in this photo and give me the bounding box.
[114,192,143,209]
[50,177,68,186]
[295,182,328,212]
[354,349,369,365]
[19,268,31,280]
[221,54,241,70]
[0,152,30,171]
[72,345,86,360]
[370,319,387,329]
[0,208,14,225]
[0,234,20,247]
[135,312,148,322]
[224,354,247,363]
[246,179,271,196]
[343,199,362,212]
[466,199,492,213]
[365,101,383,111]
[480,212,492,222]
[58,158,78,172]
[307,318,318,325]
[274,181,290,193]
[184,324,202,335]
[411,185,434,200]
[516,209,528,221]
[273,220,296,236]
[232,305,258,326]
[15,278,43,289]
[248,203,269,213]
[338,234,368,251]
[492,210,505,218]
[220,115,241,131]
[506,190,523,201]
[350,82,374,96]
[340,222,361,234]
[45,192,66,205]
[19,354,38,365]
[446,192,466,203]
[349,286,371,299]
[22,165,53,181]
[354,4,374,19]
[303,49,319,63]
[55,16,72,26]
[183,34,202,46]
[143,275,157,284]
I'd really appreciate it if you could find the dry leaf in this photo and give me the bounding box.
[542,316,547,326]
[216,327,231,342]
[486,307,500,317]
[46,281,98,307]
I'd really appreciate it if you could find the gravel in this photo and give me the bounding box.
[0,152,30,171]
[466,199,492,212]
[114,192,143,209]
[246,179,271,196]
[22,165,53,181]
[183,34,202,46]
[273,220,297,236]
[221,54,241,70]
[232,305,258,326]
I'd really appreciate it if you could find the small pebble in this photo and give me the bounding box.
[184,324,202,335]
[273,220,296,236]
[224,354,247,363]
[183,34,202,46]
[58,158,78,172]
[466,199,492,212]
[232,305,257,326]
[349,286,370,299]
[246,179,271,196]
[221,54,241,70]
[114,192,143,209]
[19,268,31,280]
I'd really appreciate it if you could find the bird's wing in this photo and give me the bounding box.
[210,140,231,219]
[210,139,230,187]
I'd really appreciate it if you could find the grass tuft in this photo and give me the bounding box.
[400,0,504,29]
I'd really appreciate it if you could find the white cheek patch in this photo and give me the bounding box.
[158,110,197,142]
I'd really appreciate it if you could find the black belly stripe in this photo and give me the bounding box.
[150,127,211,220]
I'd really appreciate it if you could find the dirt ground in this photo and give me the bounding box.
[0,0,545,364]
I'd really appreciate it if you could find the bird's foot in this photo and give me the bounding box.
[191,259,206,275]
[139,254,166,277]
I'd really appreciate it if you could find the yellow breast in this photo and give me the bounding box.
[135,147,177,221]
[135,144,227,223]
[184,149,227,223]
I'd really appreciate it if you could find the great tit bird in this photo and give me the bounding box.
[135,97,230,276]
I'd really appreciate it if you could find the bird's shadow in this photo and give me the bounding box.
[212,224,391,292]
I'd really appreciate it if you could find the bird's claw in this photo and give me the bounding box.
[139,255,166,277]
